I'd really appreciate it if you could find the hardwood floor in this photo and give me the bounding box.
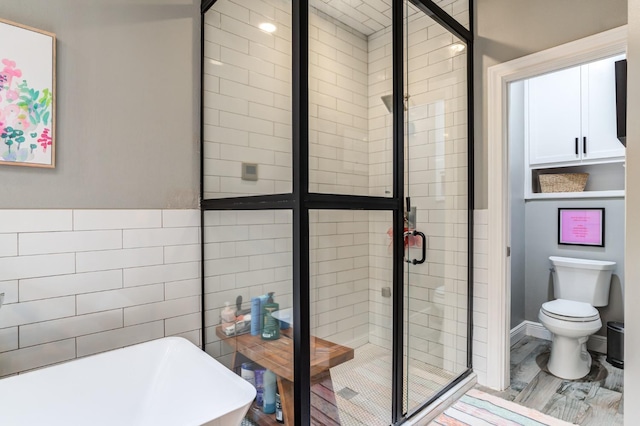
[478,336,624,425]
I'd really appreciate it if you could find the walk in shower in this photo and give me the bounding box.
[200,0,472,424]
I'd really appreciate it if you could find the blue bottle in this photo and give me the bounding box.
[263,369,276,414]
[250,297,261,336]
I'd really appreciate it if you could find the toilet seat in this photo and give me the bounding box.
[541,299,599,322]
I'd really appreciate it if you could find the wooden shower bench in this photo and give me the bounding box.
[216,326,354,425]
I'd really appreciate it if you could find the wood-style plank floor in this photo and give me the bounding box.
[478,336,623,425]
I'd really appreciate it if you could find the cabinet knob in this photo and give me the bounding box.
[575,137,579,155]
[583,136,587,154]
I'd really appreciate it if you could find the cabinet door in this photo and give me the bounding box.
[582,54,626,161]
[527,66,582,165]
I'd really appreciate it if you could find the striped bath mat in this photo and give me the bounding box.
[430,388,576,426]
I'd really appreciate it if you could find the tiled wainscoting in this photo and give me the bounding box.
[471,209,489,385]
[0,209,201,377]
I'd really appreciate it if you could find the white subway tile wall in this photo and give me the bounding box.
[472,209,488,385]
[0,209,201,377]
[203,0,375,198]
[310,7,371,196]
[203,210,293,367]
[310,210,376,349]
[203,0,293,199]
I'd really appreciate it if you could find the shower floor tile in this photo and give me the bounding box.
[330,343,455,425]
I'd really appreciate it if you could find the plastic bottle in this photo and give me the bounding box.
[262,369,276,414]
[254,369,265,407]
[250,296,262,335]
[275,391,284,423]
[221,302,236,323]
[261,292,280,341]
[240,362,255,387]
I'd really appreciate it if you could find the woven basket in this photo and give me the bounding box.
[539,173,589,193]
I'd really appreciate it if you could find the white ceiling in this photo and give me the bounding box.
[311,0,452,37]
[312,0,393,36]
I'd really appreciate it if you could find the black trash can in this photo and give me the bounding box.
[606,321,624,369]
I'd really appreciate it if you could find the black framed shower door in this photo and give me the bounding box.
[199,0,474,424]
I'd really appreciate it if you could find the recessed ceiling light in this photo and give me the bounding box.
[259,22,277,33]
[451,43,466,53]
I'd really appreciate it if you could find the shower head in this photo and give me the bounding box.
[381,94,393,113]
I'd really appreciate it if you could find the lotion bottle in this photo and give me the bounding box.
[221,302,236,324]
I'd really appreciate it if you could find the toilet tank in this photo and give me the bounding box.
[550,256,616,307]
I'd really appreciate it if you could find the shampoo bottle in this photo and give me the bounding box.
[261,292,280,340]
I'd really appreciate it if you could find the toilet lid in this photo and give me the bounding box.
[541,299,599,322]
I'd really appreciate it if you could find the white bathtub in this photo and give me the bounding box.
[0,337,255,425]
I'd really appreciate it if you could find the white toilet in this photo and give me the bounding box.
[538,256,616,380]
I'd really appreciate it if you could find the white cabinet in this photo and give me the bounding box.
[582,56,626,160]
[526,54,626,166]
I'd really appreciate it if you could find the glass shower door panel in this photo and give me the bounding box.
[202,0,292,199]
[202,209,294,424]
[309,210,393,425]
[404,5,469,414]
[308,0,394,198]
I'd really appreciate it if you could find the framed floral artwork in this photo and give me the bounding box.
[0,18,55,168]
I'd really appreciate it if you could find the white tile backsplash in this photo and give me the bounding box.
[0,209,201,378]
[76,321,165,357]
[0,281,19,304]
[162,209,200,228]
[0,296,76,328]
[20,270,123,302]
[0,210,72,233]
[123,262,200,288]
[0,253,76,281]
[0,339,76,377]
[73,210,162,231]
[76,247,164,273]
[164,244,201,264]
[20,309,123,348]
[77,283,165,315]
[19,230,122,255]
[123,227,199,249]
[0,327,18,352]
[472,209,489,384]
[165,278,201,300]
[123,296,199,326]
[0,234,17,257]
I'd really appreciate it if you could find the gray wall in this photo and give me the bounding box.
[1,1,200,209]
[509,81,525,328]
[474,0,627,209]
[524,199,625,336]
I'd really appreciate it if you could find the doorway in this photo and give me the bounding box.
[487,25,627,398]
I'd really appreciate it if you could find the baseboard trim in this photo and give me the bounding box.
[510,321,607,354]
[509,321,529,347]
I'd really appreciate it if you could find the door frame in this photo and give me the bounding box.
[485,26,627,390]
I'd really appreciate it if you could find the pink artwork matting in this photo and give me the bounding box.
[559,208,604,246]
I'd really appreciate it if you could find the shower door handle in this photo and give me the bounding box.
[404,230,426,265]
